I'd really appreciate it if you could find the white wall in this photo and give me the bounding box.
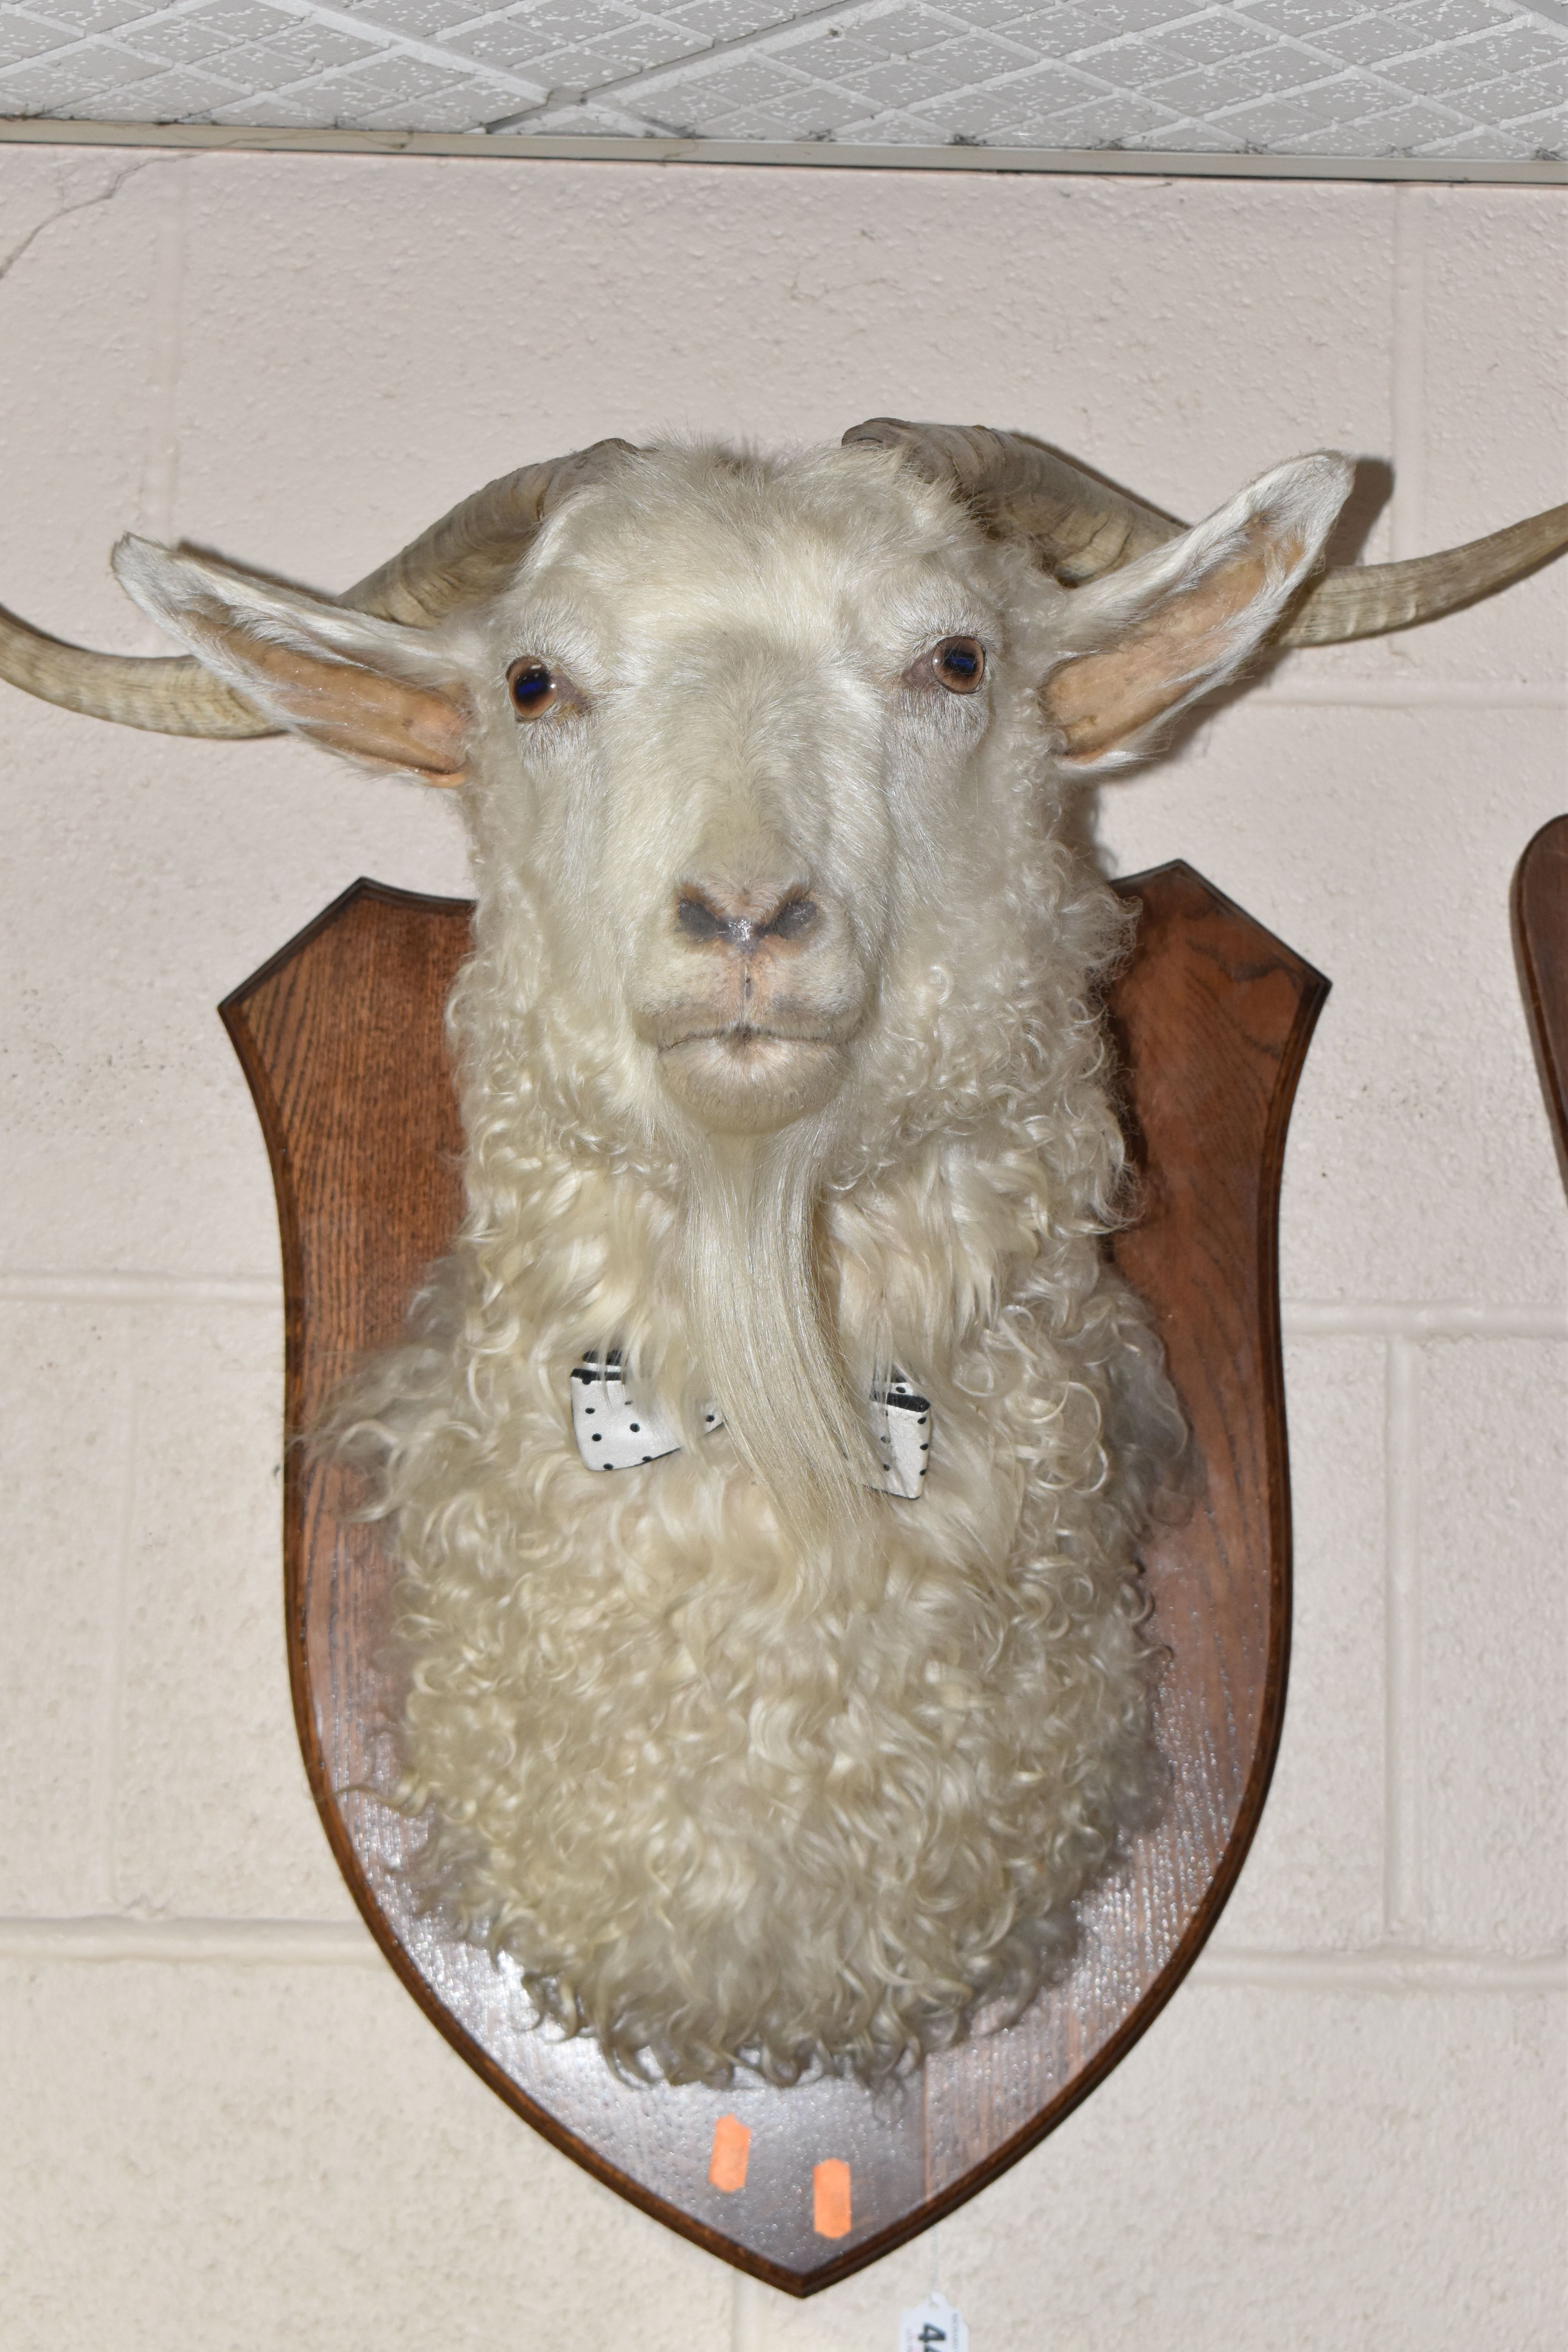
[0,146,1563,2351]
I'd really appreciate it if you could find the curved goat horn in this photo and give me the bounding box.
[842,417,1183,583]
[849,417,1568,647]
[0,604,275,737]
[345,437,639,625]
[0,437,638,739]
[1277,501,1568,645]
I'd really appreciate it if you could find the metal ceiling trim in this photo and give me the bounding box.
[0,117,1564,182]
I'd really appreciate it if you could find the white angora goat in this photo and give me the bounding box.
[5,421,1563,2083]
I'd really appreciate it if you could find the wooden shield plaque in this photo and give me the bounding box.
[220,860,1327,2295]
[1514,813,1568,1192]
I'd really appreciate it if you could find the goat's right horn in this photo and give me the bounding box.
[345,438,640,626]
[843,417,1184,583]
[0,438,639,739]
[0,604,276,736]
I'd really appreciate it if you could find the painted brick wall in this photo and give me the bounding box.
[0,148,1562,2350]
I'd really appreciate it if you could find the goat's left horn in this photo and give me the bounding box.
[842,417,1183,583]
[850,417,1568,650]
[1276,500,1568,645]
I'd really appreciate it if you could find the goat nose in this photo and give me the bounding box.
[675,885,820,951]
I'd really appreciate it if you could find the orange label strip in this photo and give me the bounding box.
[812,2158,852,2239]
[708,2114,751,2194]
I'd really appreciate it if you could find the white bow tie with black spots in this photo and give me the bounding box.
[570,1351,932,1500]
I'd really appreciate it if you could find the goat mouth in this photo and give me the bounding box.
[655,1027,845,1134]
[659,1023,835,1052]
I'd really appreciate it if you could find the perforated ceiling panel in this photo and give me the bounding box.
[1,0,1565,157]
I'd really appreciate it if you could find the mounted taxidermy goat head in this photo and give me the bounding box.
[4,426,1564,2089]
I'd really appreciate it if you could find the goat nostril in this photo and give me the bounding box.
[676,896,725,943]
[676,889,818,948]
[767,897,818,942]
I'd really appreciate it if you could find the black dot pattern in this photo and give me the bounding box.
[569,1355,932,1501]
[869,1373,932,1500]
[569,1356,684,1473]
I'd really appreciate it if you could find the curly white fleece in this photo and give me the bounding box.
[332,444,1187,2085]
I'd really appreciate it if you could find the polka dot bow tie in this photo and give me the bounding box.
[569,1351,933,1500]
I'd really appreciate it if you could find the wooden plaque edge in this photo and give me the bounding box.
[1511,813,1568,1196]
[222,880,833,2290]
[220,865,1329,2298]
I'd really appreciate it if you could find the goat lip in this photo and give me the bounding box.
[657,1023,836,1053]
[653,1028,846,1133]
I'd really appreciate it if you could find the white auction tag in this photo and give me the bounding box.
[899,2292,969,2352]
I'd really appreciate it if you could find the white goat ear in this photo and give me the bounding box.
[111,536,470,782]
[1040,454,1354,771]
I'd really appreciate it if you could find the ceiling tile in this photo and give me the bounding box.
[0,0,1561,154]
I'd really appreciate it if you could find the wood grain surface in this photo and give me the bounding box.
[1513,814,1568,1194]
[220,862,1328,2296]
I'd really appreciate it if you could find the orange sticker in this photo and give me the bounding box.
[708,2114,751,2193]
[813,2158,851,2239]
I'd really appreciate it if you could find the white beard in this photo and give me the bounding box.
[677,1126,877,1538]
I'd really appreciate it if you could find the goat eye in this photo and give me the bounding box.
[933,637,985,693]
[507,658,559,717]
